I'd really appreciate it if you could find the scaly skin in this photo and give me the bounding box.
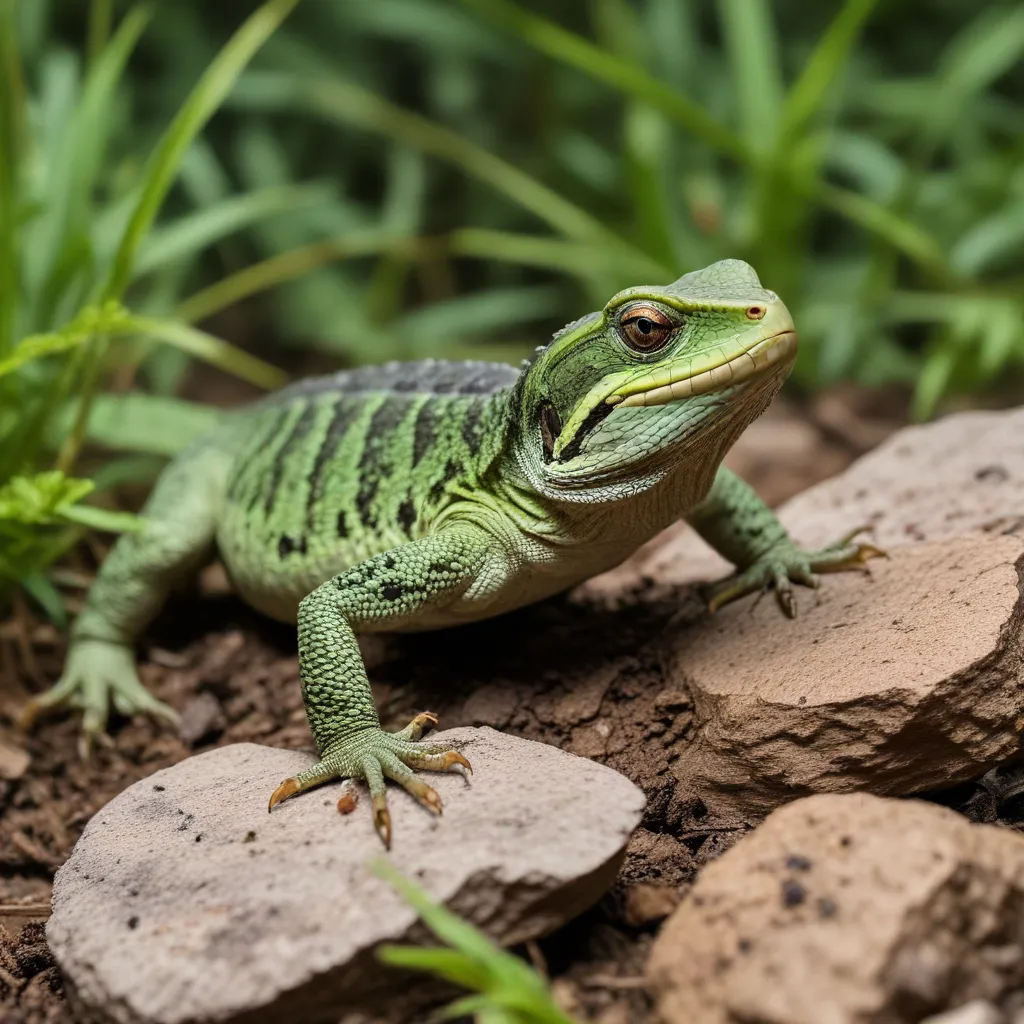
[24,260,881,847]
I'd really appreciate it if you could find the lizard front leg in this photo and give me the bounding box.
[268,524,499,849]
[686,466,884,617]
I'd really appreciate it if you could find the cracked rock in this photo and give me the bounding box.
[647,793,1024,1024]
[47,729,645,1024]
[673,533,1024,822]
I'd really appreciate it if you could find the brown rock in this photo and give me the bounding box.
[768,407,1024,554]
[0,733,30,781]
[176,691,226,748]
[672,534,1024,822]
[648,793,1024,1024]
[624,883,681,927]
[921,1003,1006,1024]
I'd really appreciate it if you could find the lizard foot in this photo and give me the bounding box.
[705,527,886,618]
[18,638,179,758]
[267,712,471,850]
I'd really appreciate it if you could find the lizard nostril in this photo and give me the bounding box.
[746,305,766,320]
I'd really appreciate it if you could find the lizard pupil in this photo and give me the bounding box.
[619,304,674,352]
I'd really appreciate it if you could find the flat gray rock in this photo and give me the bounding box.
[47,728,645,1024]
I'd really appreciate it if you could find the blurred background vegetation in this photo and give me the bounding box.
[2,0,1023,613]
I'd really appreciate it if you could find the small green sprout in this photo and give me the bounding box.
[373,859,579,1024]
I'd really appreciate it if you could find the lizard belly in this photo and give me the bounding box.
[215,504,400,625]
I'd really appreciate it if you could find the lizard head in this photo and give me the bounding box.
[513,259,796,495]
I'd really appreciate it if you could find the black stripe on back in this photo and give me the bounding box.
[264,400,316,515]
[235,406,293,512]
[412,400,438,467]
[355,395,412,530]
[460,398,485,453]
[304,395,363,533]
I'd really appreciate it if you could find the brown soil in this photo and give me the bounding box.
[0,385,940,1024]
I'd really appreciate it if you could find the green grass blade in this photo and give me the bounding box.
[815,183,951,281]
[782,0,880,140]
[951,199,1024,277]
[48,393,222,456]
[0,303,132,379]
[458,0,749,162]
[0,0,24,357]
[88,454,166,492]
[373,860,578,1024]
[372,860,502,958]
[28,4,153,326]
[19,571,67,628]
[918,6,1024,158]
[123,314,286,389]
[716,0,784,152]
[136,181,335,274]
[395,285,563,348]
[450,228,668,281]
[86,0,114,67]
[912,340,956,421]
[58,503,142,533]
[175,229,402,323]
[177,227,669,330]
[286,73,630,247]
[376,946,492,990]
[457,0,944,276]
[99,0,303,303]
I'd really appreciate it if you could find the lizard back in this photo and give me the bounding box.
[216,360,519,621]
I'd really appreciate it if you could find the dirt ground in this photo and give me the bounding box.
[0,383,955,1024]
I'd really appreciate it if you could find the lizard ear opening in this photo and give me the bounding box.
[538,401,562,464]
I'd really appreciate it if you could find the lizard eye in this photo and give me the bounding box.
[619,304,674,353]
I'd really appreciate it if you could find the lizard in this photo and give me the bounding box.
[22,259,880,848]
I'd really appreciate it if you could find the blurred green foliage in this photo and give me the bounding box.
[33,0,1024,416]
[0,0,294,610]
[2,0,1024,610]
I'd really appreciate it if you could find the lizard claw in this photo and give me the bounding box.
[704,531,885,618]
[266,712,470,849]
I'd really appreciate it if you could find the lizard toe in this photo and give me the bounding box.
[266,721,470,849]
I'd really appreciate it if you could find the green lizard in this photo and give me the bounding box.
[23,259,879,848]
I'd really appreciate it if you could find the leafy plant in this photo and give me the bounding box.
[0,0,301,612]
[374,859,577,1024]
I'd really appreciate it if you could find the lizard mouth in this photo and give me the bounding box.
[548,327,797,465]
[607,329,797,409]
